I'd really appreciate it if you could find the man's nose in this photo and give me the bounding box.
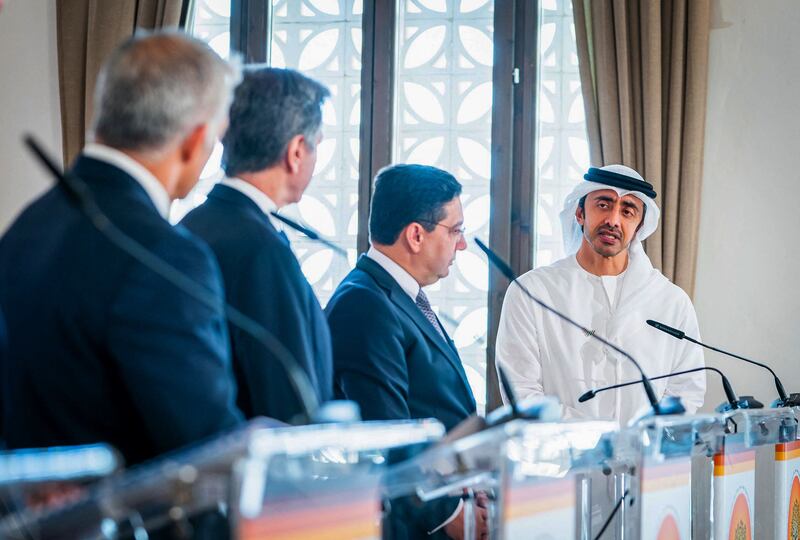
[456,235,467,251]
[604,206,623,227]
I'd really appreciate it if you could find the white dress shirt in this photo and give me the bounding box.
[82,143,171,219]
[219,177,281,229]
[365,246,421,300]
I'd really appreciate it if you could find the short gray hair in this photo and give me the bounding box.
[221,67,329,177]
[92,30,241,155]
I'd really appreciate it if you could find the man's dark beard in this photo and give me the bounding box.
[587,225,629,257]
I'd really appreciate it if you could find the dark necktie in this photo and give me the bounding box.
[415,289,446,341]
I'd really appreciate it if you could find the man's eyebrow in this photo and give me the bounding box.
[620,199,641,211]
[593,195,615,202]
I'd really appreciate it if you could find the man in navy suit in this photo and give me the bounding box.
[326,164,486,538]
[0,32,243,465]
[182,68,333,424]
[0,307,5,447]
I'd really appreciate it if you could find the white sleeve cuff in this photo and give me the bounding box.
[428,499,463,535]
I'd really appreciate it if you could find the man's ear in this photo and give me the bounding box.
[575,205,585,226]
[284,134,305,174]
[180,124,208,163]
[403,222,425,254]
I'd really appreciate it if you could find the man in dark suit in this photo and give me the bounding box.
[0,307,5,447]
[0,32,243,465]
[326,164,486,538]
[182,68,332,424]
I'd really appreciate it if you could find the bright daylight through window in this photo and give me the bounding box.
[183,0,589,412]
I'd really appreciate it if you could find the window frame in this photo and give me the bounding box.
[223,0,541,411]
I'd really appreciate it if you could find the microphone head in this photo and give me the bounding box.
[496,364,518,411]
[646,319,685,339]
[578,390,595,403]
[737,395,765,410]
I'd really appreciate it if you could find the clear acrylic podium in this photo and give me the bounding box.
[627,414,725,540]
[628,407,799,539]
[704,407,799,540]
[232,419,444,540]
[382,418,624,540]
[0,418,445,539]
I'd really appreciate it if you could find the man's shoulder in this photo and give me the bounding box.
[516,255,577,284]
[653,274,694,306]
[183,195,274,242]
[628,256,693,306]
[184,199,292,265]
[332,266,384,297]
[3,186,73,235]
[328,267,390,313]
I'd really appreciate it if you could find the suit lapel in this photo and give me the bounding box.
[356,256,474,400]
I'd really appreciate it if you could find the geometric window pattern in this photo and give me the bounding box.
[269,0,363,308]
[393,0,494,413]
[535,0,589,267]
[170,0,231,224]
[183,0,588,414]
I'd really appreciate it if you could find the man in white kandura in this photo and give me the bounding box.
[495,165,705,425]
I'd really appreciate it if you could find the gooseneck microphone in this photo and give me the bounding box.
[496,364,520,418]
[475,238,665,416]
[269,211,348,258]
[578,366,740,410]
[646,319,798,406]
[25,136,320,423]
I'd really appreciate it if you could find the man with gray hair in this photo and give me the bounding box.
[182,67,333,423]
[0,31,243,464]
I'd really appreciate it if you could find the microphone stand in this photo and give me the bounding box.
[578,365,754,412]
[646,320,800,407]
[270,211,348,258]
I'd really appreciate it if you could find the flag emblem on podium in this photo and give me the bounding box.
[788,475,800,540]
[656,513,680,540]
[728,492,752,540]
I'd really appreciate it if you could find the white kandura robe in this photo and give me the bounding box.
[495,249,706,426]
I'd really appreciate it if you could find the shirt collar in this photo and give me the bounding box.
[220,177,280,228]
[82,143,171,219]
[366,246,421,301]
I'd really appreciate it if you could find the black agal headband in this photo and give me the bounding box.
[584,167,657,199]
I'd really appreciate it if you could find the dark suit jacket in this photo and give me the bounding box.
[326,255,476,431]
[0,156,242,465]
[181,184,332,422]
[326,255,476,537]
[0,307,5,446]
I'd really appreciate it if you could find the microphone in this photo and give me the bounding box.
[496,364,520,418]
[270,211,348,258]
[24,136,321,424]
[646,319,799,407]
[475,238,666,416]
[578,366,744,412]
